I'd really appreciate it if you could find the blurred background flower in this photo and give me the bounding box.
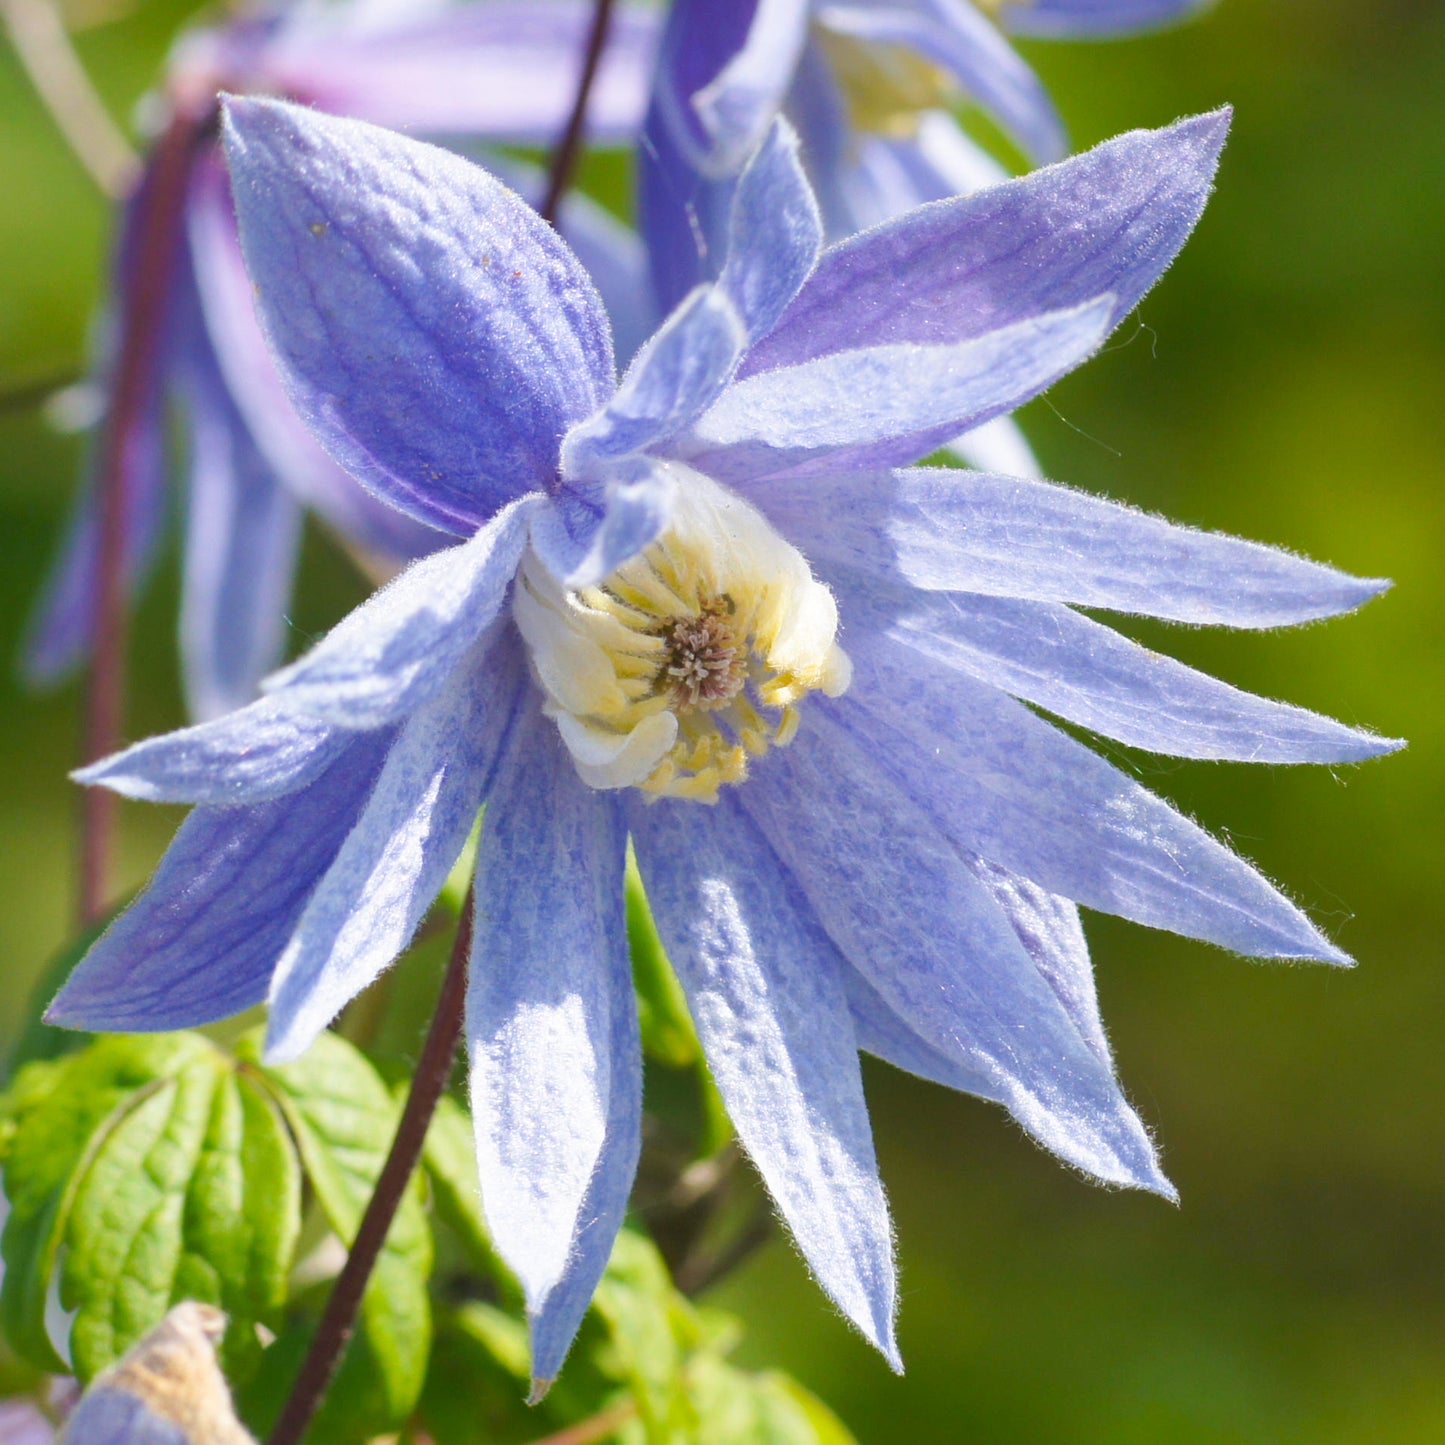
[1,0,1440,1440]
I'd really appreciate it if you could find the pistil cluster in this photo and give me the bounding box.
[514,467,850,803]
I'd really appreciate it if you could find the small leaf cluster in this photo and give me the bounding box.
[0,878,858,1444]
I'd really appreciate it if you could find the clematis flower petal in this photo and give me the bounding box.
[176,298,301,722]
[835,634,1352,961]
[187,156,447,565]
[562,286,748,473]
[73,696,347,806]
[467,716,637,1391]
[761,467,1389,626]
[683,297,1113,480]
[818,0,1067,163]
[744,110,1229,376]
[264,634,527,1064]
[222,97,614,534]
[263,1,658,142]
[47,733,392,1031]
[739,726,1171,1194]
[864,587,1401,762]
[718,118,823,341]
[264,499,535,728]
[634,794,901,1364]
[1001,0,1210,39]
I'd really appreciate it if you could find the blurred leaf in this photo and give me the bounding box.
[2,896,136,1086]
[422,1093,504,1284]
[686,1356,860,1445]
[419,1302,549,1445]
[242,1029,432,1440]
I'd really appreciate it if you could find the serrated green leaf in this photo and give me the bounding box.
[1,1033,212,1372]
[421,1094,504,1284]
[62,1042,227,1378]
[242,1029,432,1437]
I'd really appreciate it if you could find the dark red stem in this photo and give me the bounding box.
[268,888,474,1445]
[539,0,616,225]
[78,100,209,926]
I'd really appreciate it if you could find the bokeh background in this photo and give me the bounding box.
[1,1,1442,1440]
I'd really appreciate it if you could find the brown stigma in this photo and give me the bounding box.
[657,595,747,711]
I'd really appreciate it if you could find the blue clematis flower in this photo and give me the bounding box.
[22,1,657,722]
[642,0,1205,480]
[641,0,1209,303]
[50,100,1398,1387]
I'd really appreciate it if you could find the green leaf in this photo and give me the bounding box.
[686,1356,861,1444]
[626,855,698,1069]
[421,1093,504,1284]
[242,1029,432,1439]
[1,1034,212,1373]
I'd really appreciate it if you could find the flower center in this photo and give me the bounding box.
[815,28,956,138]
[514,468,851,803]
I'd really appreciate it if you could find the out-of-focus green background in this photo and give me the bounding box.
[1,1,1441,1440]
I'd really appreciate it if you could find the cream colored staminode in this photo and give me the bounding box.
[515,467,851,804]
[814,28,956,138]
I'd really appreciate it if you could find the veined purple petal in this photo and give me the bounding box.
[561,286,747,473]
[831,631,1351,962]
[1001,0,1210,39]
[176,289,301,722]
[744,110,1229,376]
[763,467,1388,626]
[682,297,1112,480]
[864,586,1399,763]
[818,0,1066,163]
[265,498,535,729]
[660,0,810,176]
[530,456,676,591]
[222,98,613,534]
[73,695,348,806]
[262,2,658,143]
[633,794,901,1364]
[467,711,636,1391]
[264,632,527,1063]
[718,118,823,342]
[188,155,446,565]
[47,731,392,1032]
[738,731,1171,1194]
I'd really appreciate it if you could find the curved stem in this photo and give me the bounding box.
[78,100,208,926]
[539,0,616,225]
[0,0,137,195]
[268,887,474,1445]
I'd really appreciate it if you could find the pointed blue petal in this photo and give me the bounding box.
[818,0,1066,163]
[73,696,347,805]
[739,736,1172,1195]
[222,97,613,534]
[466,713,637,1389]
[873,588,1401,763]
[264,633,527,1063]
[47,732,392,1032]
[763,467,1390,627]
[176,296,301,722]
[718,118,822,343]
[562,286,746,472]
[684,297,1112,480]
[530,457,676,591]
[633,795,900,1366]
[832,629,1352,962]
[264,498,534,728]
[744,110,1229,375]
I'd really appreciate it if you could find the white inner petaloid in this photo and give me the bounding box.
[514,467,852,803]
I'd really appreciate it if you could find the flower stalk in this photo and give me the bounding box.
[78,99,210,926]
